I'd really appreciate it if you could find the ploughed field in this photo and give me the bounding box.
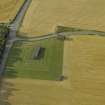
[0,0,24,22]
[20,0,105,37]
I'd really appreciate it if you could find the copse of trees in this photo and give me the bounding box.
[0,23,9,37]
[0,23,9,62]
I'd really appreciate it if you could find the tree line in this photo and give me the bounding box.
[0,23,9,63]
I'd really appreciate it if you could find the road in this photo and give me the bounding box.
[9,0,32,40]
[0,0,32,75]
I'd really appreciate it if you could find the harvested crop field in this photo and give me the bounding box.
[63,35,105,104]
[20,0,105,37]
[0,78,71,105]
[0,0,24,22]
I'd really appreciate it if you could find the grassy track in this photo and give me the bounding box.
[20,0,105,37]
[0,0,24,22]
[5,38,64,80]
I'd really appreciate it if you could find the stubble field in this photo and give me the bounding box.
[0,0,24,22]
[20,0,105,37]
[0,78,71,105]
[63,35,105,105]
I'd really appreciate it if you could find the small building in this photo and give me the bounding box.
[33,46,42,59]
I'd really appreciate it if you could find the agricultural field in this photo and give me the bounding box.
[5,38,64,80]
[1,35,105,105]
[0,78,71,105]
[1,0,105,104]
[0,38,67,105]
[20,0,105,37]
[63,35,105,104]
[0,0,24,22]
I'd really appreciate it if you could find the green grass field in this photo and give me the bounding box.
[5,38,64,80]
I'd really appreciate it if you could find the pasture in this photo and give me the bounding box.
[0,0,24,22]
[20,0,105,37]
[5,38,64,80]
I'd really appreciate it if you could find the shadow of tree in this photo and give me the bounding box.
[5,68,18,78]
[0,77,18,105]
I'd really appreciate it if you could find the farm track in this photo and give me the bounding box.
[18,30,105,41]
